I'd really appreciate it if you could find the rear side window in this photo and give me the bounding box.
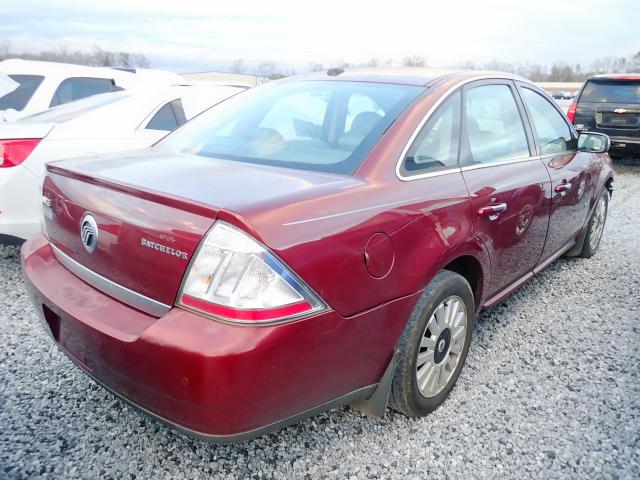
[580,80,640,104]
[146,99,187,131]
[0,74,44,111]
[50,77,116,107]
[400,91,461,176]
[464,84,530,165]
[521,88,575,155]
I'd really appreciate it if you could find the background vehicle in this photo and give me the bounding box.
[0,83,245,243]
[0,59,183,121]
[22,69,613,442]
[568,73,640,158]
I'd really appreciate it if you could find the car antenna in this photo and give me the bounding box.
[327,67,345,76]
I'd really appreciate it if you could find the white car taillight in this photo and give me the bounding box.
[178,221,326,323]
[0,138,41,168]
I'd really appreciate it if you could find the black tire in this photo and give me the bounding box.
[579,189,609,258]
[390,270,474,417]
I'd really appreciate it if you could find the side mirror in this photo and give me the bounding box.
[578,132,610,153]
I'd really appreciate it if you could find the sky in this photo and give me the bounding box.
[1,0,639,73]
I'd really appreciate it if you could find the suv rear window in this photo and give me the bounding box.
[0,74,44,111]
[580,80,640,104]
[159,81,422,175]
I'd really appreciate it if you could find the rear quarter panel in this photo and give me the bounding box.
[225,173,484,318]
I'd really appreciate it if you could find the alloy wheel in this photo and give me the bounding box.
[415,295,467,398]
[589,195,607,251]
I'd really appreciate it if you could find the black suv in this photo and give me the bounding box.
[569,74,640,158]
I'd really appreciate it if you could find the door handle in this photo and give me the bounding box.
[478,203,508,219]
[554,182,573,194]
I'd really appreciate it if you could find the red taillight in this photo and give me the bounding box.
[0,139,41,168]
[567,102,577,124]
[177,221,326,324]
[181,294,313,321]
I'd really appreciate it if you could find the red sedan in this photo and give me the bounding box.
[22,68,613,442]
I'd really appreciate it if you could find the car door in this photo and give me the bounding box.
[516,83,596,261]
[459,80,552,298]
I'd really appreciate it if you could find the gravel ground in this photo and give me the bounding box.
[1,164,639,480]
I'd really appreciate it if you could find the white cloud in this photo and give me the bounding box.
[2,0,639,72]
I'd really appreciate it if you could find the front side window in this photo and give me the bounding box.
[521,88,575,155]
[464,84,530,165]
[158,81,423,175]
[0,74,44,111]
[146,99,187,131]
[400,91,461,176]
[50,77,116,107]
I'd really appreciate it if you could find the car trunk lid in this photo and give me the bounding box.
[0,121,55,140]
[41,149,357,312]
[42,168,218,310]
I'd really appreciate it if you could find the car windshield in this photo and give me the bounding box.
[20,91,130,123]
[580,79,640,103]
[157,80,423,174]
[0,74,44,111]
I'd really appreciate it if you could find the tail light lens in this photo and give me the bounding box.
[0,139,41,168]
[567,102,577,124]
[178,221,326,323]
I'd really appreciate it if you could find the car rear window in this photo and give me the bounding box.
[580,79,640,104]
[0,74,44,111]
[158,81,423,175]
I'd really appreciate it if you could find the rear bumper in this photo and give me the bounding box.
[22,235,417,441]
[608,136,640,155]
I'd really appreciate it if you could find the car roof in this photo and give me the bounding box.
[0,58,135,78]
[283,67,529,87]
[589,73,640,81]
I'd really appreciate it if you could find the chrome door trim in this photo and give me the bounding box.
[459,155,543,172]
[51,244,172,317]
[396,166,462,181]
[396,73,543,182]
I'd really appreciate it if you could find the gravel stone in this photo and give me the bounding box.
[1,164,639,479]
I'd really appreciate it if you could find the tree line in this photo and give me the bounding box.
[2,37,638,82]
[233,51,640,82]
[0,39,150,68]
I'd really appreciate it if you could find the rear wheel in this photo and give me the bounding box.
[390,270,474,417]
[579,189,609,258]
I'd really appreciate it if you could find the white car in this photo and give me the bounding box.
[0,59,184,121]
[0,83,246,243]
